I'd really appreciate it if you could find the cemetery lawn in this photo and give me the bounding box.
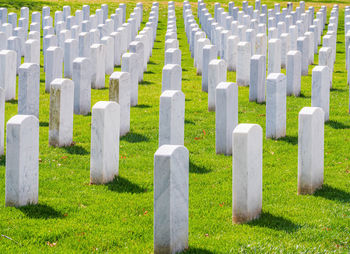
[0,0,349,252]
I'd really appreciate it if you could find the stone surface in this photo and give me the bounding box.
[18,63,40,118]
[232,124,262,224]
[159,90,185,147]
[268,38,281,74]
[129,40,144,82]
[318,47,333,89]
[90,43,105,89]
[0,50,16,101]
[298,107,324,195]
[64,39,78,79]
[162,64,182,92]
[208,59,227,111]
[227,35,239,71]
[49,78,74,147]
[286,50,301,96]
[5,115,39,207]
[121,52,138,106]
[73,57,91,115]
[101,36,115,75]
[250,54,266,103]
[45,47,63,93]
[202,44,217,92]
[215,82,238,155]
[90,101,120,184]
[266,73,286,139]
[165,48,181,66]
[236,42,251,86]
[79,32,91,58]
[154,145,189,254]
[109,71,130,137]
[0,87,4,155]
[24,39,40,65]
[297,36,309,76]
[311,66,330,122]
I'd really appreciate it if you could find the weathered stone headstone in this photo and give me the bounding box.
[90,101,120,184]
[45,46,63,93]
[208,59,227,111]
[162,64,182,92]
[121,52,138,106]
[286,50,301,96]
[49,78,74,147]
[311,66,330,122]
[109,71,130,136]
[159,90,185,147]
[298,107,324,195]
[5,115,39,207]
[216,82,238,155]
[73,57,91,115]
[64,39,78,79]
[266,73,286,139]
[232,124,262,223]
[90,43,105,89]
[154,145,189,254]
[0,50,16,100]
[236,42,251,86]
[250,54,266,103]
[268,38,281,74]
[18,63,40,118]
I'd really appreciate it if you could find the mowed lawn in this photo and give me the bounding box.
[0,0,349,252]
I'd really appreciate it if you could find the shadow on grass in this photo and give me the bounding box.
[135,104,151,109]
[107,176,147,193]
[279,135,298,145]
[140,80,154,85]
[247,211,300,233]
[121,132,149,143]
[18,204,64,219]
[6,99,17,104]
[182,247,214,253]
[144,70,155,74]
[314,184,350,203]
[299,93,310,98]
[326,120,350,129]
[39,121,49,127]
[0,155,5,166]
[330,88,346,92]
[185,119,195,125]
[190,161,211,174]
[62,144,89,155]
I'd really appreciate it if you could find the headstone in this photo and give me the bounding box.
[286,50,301,96]
[79,32,91,58]
[266,73,286,139]
[318,47,333,89]
[162,64,182,92]
[7,36,21,74]
[298,107,324,195]
[45,46,63,93]
[101,36,115,75]
[129,40,144,82]
[232,124,262,223]
[49,78,74,147]
[215,82,238,155]
[311,66,330,122]
[0,87,4,155]
[73,58,91,115]
[18,63,40,118]
[154,145,189,254]
[268,38,281,74]
[109,72,130,136]
[64,39,78,79]
[202,44,217,93]
[110,31,121,66]
[236,42,251,86]
[24,39,40,65]
[208,59,227,111]
[227,35,239,71]
[5,115,39,207]
[90,43,105,89]
[297,36,309,75]
[165,48,181,66]
[121,52,138,106]
[0,50,16,100]
[90,101,120,184]
[159,90,185,147]
[250,54,266,103]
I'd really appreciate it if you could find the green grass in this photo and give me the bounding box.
[0,0,349,252]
